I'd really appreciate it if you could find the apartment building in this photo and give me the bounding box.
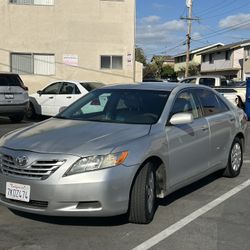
[174,43,223,77]
[198,40,250,80]
[0,0,141,93]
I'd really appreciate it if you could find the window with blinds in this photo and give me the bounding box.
[11,53,55,75]
[100,55,123,70]
[9,0,54,5]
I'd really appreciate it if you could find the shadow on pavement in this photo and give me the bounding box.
[9,209,128,227]
[0,115,48,125]
[158,170,223,207]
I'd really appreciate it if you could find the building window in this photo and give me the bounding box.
[11,53,55,75]
[245,47,250,57]
[225,51,230,60]
[9,0,54,5]
[202,55,206,63]
[209,54,214,64]
[101,55,123,69]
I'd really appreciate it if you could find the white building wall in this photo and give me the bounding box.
[233,48,244,68]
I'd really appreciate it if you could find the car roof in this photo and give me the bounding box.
[101,82,179,91]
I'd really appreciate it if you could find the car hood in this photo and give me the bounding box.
[1,118,151,156]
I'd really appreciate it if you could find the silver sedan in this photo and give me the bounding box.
[0,83,247,224]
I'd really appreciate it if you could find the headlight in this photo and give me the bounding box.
[65,151,128,176]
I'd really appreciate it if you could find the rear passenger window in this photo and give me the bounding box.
[196,89,229,116]
[199,78,215,87]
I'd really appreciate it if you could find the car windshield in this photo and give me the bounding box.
[56,89,170,124]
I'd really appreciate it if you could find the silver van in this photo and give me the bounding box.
[0,73,29,122]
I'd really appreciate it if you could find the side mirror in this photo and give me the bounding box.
[169,113,193,125]
[37,90,42,96]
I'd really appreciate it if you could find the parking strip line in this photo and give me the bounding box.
[132,179,250,250]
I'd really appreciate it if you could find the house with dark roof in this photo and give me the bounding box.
[199,39,250,80]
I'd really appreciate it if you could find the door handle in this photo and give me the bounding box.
[49,97,54,99]
[201,126,208,132]
[66,96,72,99]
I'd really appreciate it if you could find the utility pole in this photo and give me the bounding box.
[181,0,199,77]
[185,0,192,78]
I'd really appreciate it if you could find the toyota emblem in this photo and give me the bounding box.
[15,156,28,167]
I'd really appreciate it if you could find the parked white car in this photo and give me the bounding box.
[27,81,104,117]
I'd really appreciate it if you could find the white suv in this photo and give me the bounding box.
[0,73,29,122]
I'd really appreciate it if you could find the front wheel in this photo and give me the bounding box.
[128,162,156,224]
[223,137,243,178]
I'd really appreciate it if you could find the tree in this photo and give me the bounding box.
[177,63,200,78]
[135,47,147,66]
[151,56,164,78]
[143,63,158,79]
[161,65,176,79]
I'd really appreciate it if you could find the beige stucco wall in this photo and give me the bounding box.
[0,0,139,93]
[174,54,201,72]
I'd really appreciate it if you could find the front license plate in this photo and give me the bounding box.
[6,182,30,202]
[4,94,14,99]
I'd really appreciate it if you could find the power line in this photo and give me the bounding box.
[202,1,250,19]
[193,19,250,42]
[194,0,237,16]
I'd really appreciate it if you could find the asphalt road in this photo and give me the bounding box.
[0,117,250,250]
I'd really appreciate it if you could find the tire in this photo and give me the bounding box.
[9,113,24,123]
[26,103,36,119]
[128,162,156,224]
[223,137,243,178]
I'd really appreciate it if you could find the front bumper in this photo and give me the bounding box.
[0,148,138,217]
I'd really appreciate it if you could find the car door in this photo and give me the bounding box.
[195,88,235,169]
[165,89,210,187]
[54,82,81,115]
[36,82,62,116]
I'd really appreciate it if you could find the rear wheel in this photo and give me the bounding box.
[223,137,243,177]
[26,103,36,119]
[128,162,156,224]
[9,113,24,123]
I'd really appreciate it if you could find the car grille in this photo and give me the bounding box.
[0,194,48,209]
[0,153,65,180]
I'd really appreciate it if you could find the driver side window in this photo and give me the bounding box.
[171,90,201,119]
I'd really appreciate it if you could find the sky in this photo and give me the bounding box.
[136,0,250,59]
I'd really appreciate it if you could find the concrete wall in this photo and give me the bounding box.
[0,0,139,93]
